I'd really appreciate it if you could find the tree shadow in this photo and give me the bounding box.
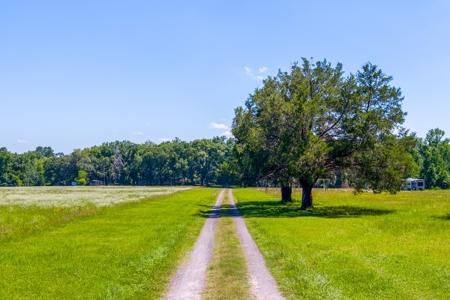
[197,204,213,208]
[195,204,222,218]
[432,214,450,221]
[232,200,395,219]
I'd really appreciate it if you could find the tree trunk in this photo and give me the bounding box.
[300,181,313,210]
[281,184,292,202]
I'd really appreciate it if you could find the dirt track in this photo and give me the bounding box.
[229,190,285,300]
[165,190,224,300]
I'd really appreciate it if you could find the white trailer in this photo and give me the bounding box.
[403,178,425,190]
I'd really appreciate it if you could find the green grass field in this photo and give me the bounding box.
[0,187,217,299]
[233,188,450,299]
[0,186,192,239]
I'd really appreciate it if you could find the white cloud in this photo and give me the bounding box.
[221,131,234,138]
[159,138,171,142]
[209,122,229,130]
[17,139,29,143]
[244,67,265,80]
[132,132,144,135]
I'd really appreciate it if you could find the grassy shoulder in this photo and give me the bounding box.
[0,188,217,299]
[203,191,251,300]
[0,204,102,240]
[0,186,192,240]
[233,188,450,299]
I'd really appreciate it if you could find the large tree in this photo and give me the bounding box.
[232,58,415,209]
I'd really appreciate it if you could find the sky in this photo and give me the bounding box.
[1,0,449,154]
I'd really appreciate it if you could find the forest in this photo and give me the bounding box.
[0,137,236,187]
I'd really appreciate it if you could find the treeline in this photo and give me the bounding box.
[409,128,450,189]
[0,137,237,187]
[1,128,450,189]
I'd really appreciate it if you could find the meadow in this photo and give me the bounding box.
[0,186,192,239]
[0,186,217,299]
[0,186,192,208]
[233,188,450,299]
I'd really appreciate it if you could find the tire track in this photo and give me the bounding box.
[229,189,285,300]
[165,190,224,300]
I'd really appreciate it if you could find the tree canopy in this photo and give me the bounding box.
[0,137,237,187]
[232,58,416,209]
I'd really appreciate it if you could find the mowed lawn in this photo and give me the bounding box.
[233,188,450,299]
[0,187,218,299]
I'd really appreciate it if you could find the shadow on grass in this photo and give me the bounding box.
[195,200,395,219]
[195,203,222,218]
[433,214,450,220]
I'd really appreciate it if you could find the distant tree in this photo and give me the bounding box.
[233,58,415,209]
[113,146,125,184]
[75,170,88,186]
[406,134,424,178]
[35,146,55,158]
[0,148,16,186]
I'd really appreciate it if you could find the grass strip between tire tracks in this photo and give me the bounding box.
[203,190,251,300]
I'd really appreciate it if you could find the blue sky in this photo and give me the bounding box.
[1,1,449,154]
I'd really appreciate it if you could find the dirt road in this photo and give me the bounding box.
[165,189,284,299]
